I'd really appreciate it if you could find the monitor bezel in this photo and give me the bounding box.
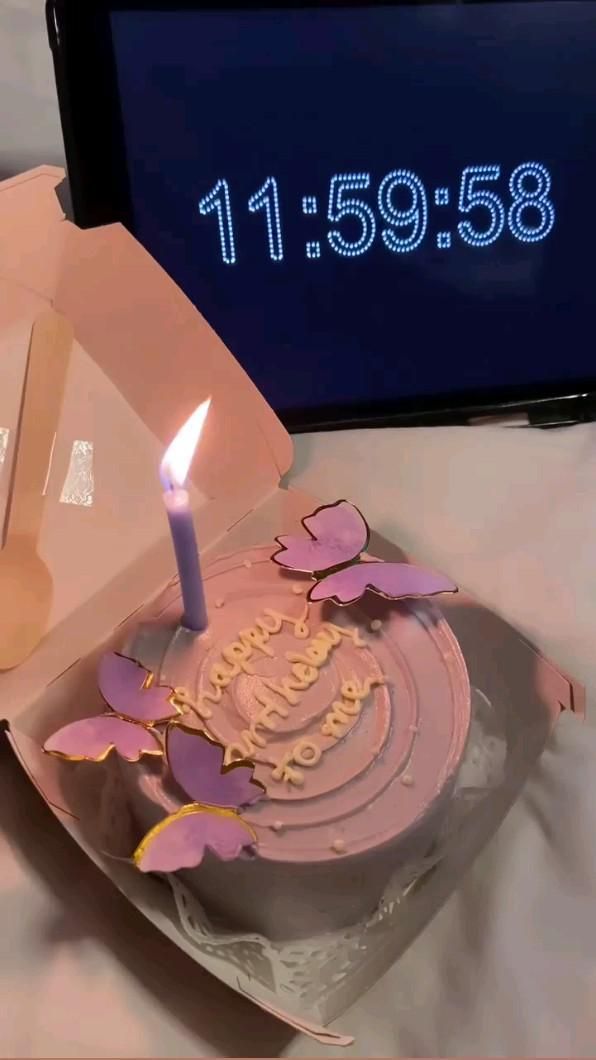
[46,0,596,431]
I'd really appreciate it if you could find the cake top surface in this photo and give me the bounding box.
[44,500,470,871]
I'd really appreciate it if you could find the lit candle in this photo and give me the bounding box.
[160,399,211,632]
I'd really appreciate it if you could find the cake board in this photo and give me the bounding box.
[0,167,585,1043]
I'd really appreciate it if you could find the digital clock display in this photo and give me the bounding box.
[198,163,556,264]
[110,2,596,417]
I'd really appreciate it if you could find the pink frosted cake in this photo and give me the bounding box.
[46,501,470,940]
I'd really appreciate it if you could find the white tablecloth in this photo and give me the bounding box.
[2,5,596,1052]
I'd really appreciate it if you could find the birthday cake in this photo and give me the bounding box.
[45,501,470,940]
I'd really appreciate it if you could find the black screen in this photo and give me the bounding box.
[110,2,596,416]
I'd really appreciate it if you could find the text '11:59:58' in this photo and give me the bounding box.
[198,162,555,264]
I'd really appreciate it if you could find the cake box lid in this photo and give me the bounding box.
[0,166,293,719]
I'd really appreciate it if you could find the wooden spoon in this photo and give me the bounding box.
[0,309,73,670]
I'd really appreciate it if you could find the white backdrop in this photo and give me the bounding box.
[2,5,596,1054]
[0,1,64,178]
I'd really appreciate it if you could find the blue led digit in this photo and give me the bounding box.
[198,179,236,265]
[437,232,451,249]
[508,163,555,243]
[377,170,428,253]
[306,241,321,259]
[327,173,376,257]
[248,177,284,262]
[457,166,505,247]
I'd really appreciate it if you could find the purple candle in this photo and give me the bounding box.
[160,399,210,632]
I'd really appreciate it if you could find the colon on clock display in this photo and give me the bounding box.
[198,162,555,265]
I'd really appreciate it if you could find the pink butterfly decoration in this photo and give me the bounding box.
[43,652,179,763]
[135,806,256,873]
[43,714,162,762]
[273,500,457,605]
[133,725,264,872]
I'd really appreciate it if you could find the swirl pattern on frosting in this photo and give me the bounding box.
[134,546,470,865]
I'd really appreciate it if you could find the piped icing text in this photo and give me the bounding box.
[190,607,311,719]
[180,604,383,786]
[223,619,368,766]
[271,674,385,785]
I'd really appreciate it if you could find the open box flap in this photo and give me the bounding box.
[0,166,292,719]
[0,166,292,488]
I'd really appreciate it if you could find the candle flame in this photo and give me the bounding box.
[160,398,211,490]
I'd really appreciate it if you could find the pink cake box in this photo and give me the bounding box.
[0,167,585,1045]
